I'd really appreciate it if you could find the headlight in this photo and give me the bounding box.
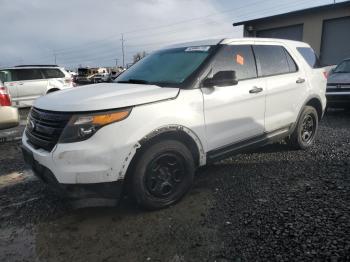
[59,108,131,143]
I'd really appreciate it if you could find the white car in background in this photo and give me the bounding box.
[0,65,74,108]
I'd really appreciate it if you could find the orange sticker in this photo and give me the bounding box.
[236,54,244,65]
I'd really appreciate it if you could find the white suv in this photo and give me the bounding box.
[21,38,327,209]
[0,65,73,108]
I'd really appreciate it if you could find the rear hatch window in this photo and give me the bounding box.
[42,68,65,79]
[297,47,322,68]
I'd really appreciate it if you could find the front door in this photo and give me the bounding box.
[202,44,266,151]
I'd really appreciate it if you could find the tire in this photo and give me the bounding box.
[286,106,318,150]
[130,139,195,210]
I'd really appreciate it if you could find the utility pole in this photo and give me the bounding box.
[53,53,57,64]
[121,34,125,68]
[115,58,118,66]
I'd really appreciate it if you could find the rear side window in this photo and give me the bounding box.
[297,47,322,68]
[42,68,65,79]
[213,45,257,80]
[12,69,43,81]
[253,45,292,77]
[0,70,11,82]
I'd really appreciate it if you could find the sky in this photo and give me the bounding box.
[0,0,346,69]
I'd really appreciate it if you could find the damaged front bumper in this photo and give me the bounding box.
[21,142,124,200]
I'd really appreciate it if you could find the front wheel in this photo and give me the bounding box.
[286,106,318,150]
[130,140,195,210]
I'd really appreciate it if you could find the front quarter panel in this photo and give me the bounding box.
[51,89,206,184]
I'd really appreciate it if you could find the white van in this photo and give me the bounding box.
[22,38,327,209]
[0,65,73,107]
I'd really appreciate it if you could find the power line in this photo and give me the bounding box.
[31,0,317,63]
[1,0,330,66]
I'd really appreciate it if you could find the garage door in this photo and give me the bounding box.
[256,24,303,41]
[321,16,350,65]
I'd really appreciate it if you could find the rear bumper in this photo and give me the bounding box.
[326,93,350,108]
[21,143,124,199]
[0,106,19,129]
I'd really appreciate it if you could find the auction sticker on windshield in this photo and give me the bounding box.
[185,46,211,52]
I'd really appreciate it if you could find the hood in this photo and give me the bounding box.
[328,73,350,85]
[34,83,179,112]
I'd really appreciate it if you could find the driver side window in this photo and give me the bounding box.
[212,45,257,81]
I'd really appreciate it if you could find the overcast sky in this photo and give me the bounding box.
[0,0,344,69]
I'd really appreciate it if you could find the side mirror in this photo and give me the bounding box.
[202,70,238,88]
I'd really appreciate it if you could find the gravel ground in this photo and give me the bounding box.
[0,110,349,261]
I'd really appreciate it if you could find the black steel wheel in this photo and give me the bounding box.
[130,139,195,210]
[286,106,319,150]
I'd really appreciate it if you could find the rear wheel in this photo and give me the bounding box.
[130,140,195,210]
[286,106,318,150]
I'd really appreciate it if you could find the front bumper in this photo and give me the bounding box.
[21,143,124,199]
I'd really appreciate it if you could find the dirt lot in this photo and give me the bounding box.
[0,110,349,262]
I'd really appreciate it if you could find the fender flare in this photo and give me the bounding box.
[118,125,206,179]
[290,95,324,133]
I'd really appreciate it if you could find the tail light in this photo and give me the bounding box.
[64,78,73,86]
[323,71,328,79]
[0,86,11,106]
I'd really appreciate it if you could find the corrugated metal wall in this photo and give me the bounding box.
[321,16,350,65]
[256,24,303,41]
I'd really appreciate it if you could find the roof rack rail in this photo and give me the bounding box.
[15,65,59,68]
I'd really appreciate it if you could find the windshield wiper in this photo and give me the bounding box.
[334,71,350,73]
[117,79,150,84]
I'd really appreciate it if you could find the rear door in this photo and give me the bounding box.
[13,69,48,107]
[253,44,308,132]
[202,44,266,151]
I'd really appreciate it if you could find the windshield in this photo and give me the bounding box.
[116,46,214,87]
[334,60,350,73]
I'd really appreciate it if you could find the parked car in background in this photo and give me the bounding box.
[0,80,19,130]
[22,38,326,210]
[0,65,74,107]
[326,58,350,108]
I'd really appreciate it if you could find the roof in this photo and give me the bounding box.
[233,1,350,26]
[162,37,310,50]
[15,65,58,67]
[1,66,63,70]
[164,38,223,49]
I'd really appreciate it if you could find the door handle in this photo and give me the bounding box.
[18,82,24,85]
[296,78,305,84]
[249,87,263,94]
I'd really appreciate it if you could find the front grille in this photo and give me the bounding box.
[25,107,72,152]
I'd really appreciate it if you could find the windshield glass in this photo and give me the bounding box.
[334,60,350,73]
[116,46,214,86]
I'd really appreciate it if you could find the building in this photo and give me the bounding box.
[233,1,350,65]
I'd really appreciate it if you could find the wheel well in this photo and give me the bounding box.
[306,98,323,120]
[123,130,201,192]
[47,88,60,94]
[138,131,201,167]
